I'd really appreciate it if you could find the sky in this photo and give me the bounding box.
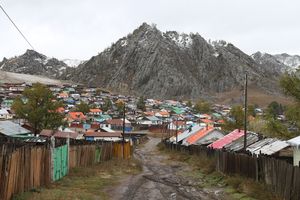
[1,0,300,60]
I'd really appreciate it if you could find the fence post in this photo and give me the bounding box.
[50,136,55,182]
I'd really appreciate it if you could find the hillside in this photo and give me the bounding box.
[68,23,283,99]
[0,70,67,85]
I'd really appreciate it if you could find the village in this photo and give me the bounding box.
[1,82,300,163]
[1,81,300,200]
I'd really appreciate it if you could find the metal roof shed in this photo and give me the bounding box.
[287,136,300,166]
[0,121,31,137]
[246,138,278,155]
[225,132,259,152]
[208,129,244,149]
[256,140,290,156]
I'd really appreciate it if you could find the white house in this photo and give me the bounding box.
[0,109,13,120]
[288,136,300,166]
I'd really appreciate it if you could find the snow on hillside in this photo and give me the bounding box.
[62,59,84,67]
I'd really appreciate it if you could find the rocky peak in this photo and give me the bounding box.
[0,49,71,78]
[66,23,284,99]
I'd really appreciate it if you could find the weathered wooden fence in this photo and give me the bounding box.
[0,145,51,200]
[164,141,300,200]
[0,139,135,200]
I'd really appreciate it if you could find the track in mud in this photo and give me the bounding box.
[115,138,227,200]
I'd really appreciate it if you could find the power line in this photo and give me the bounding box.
[0,4,35,50]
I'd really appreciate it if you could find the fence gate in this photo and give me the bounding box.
[53,144,68,181]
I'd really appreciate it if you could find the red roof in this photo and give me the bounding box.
[40,129,79,139]
[200,119,214,124]
[90,108,102,113]
[186,127,214,145]
[84,132,122,137]
[173,121,186,126]
[208,129,244,149]
[68,112,86,121]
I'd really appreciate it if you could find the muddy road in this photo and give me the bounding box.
[110,137,228,200]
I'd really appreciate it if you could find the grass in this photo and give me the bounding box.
[157,142,280,200]
[13,158,142,200]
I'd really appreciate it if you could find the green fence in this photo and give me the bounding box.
[95,147,101,163]
[53,144,68,181]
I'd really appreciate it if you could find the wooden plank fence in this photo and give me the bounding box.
[0,139,135,200]
[163,141,300,200]
[0,145,51,200]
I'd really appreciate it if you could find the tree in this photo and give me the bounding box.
[116,100,125,114]
[266,101,282,119]
[280,73,300,102]
[137,96,146,111]
[186,100,193,108]
[95,88,101,96]
[76,101,90,114]
[194,100,210,113]
[12,83,64,135]
[247,104,256,117]
[222,105,244,132]
[101,98,112,112]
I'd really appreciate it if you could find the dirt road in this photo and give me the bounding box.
[111,137,228,200]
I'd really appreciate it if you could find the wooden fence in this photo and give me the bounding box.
[164,141,300,200]
[0,145,51,200]
[0,139,134,200]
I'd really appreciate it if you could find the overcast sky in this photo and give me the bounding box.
[1,0,300,60]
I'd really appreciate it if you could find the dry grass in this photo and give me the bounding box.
[215,85,293,107]
[13,158,142,200]
[157,142,280,200]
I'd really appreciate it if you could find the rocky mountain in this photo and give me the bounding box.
[68,23,282,99]
[251,52,288,74]
[273,53,300,70]
[0,50,72,79]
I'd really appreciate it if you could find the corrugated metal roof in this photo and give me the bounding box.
[174,125,203,143]
[224,132,259,152]
[288,136,300,148]
[208,129,244,149]
[184,127,214,145]
[254,140,290,155]
[246,138,278,154]
[0,121,31,136]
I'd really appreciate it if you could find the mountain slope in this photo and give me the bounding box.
[0,50,72,79]
[69,23,282,99]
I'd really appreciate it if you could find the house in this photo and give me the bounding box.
[137,116,161,126]
[199,118,214,127]
[84,131,122,141]
[182,126,224,146]
[1,99,14,109]
[89,108,102,116]
[287,136,300,166]
[39,129,79,139]
[103,119,132,132]
[224,132,259,152]
[0,121,32,138]
[168,120,187,130]
[170,124,203,144]
[247,138,278,155]
[67,112,86,123]
[93,114,112,122]
[254,140,291,157]
[208,129,245,149]
[155,110,170,118]
[0,109,13,120]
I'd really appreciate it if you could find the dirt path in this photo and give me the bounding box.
[110,137,228,200]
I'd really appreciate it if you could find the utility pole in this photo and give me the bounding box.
[243,73,248,151]
[122,103,126,159]
[175,117,178,150]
